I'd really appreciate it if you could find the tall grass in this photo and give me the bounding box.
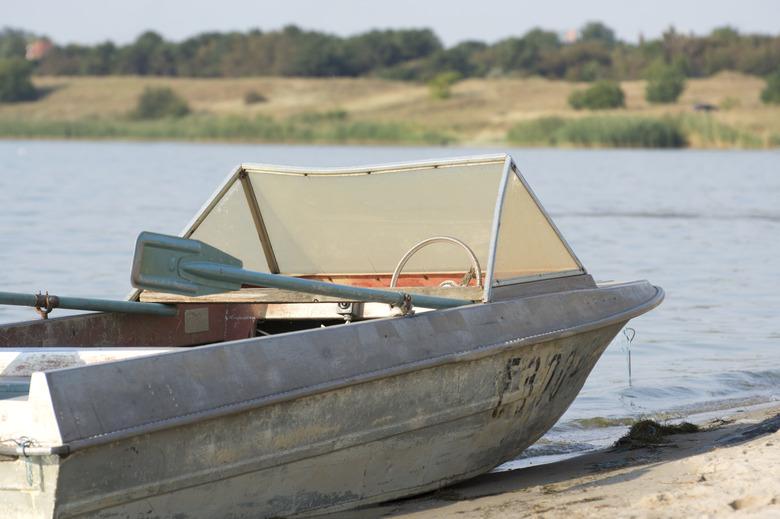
[507,117,567,145]
[507,114,774,149]
[508,116,686,148]
[0,112,453,145]
[677,114,763,148]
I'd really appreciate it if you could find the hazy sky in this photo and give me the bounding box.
[5,0,780,46]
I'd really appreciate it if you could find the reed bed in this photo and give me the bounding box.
[508,116,687,148]
[0,112,453,145]
[677,114,764,148]
[508,113,776,148]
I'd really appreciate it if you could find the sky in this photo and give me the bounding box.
[4,0,780,46]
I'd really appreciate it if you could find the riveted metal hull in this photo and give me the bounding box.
[1,281,663,518]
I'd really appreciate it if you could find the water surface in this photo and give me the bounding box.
[1,141,778,461]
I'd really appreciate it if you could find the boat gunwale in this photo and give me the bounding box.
[54,281,664,453]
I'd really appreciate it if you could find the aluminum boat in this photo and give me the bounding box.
[0,154,663,518]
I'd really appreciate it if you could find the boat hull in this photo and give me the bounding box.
[1,281,662,518]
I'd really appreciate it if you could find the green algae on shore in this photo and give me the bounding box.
[614,420,700,449]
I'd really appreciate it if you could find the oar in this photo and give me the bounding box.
[0,291,177,317]
[130,232,470,312]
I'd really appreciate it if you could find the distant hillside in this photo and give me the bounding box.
[0,73,777,148]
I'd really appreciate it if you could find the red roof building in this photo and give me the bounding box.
[25,39,53,61]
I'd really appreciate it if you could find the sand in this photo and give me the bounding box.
[331,404,780,518]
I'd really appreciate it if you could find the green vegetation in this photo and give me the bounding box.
[678,114,763,148]
[0,29,32,59]
[508,113,774,149]
[0,73,777,148]
[427,71,461,99]
[761,71,780,104]
[0,112,452,145]
[568,81,625,110]
[645,61,686,104]
[0,58,37,102]
[289,109,347,123]
[614,420,699,449]
[3,24,780,83]
[508,116,686,147]
[243,90,267,104]
[508,117,568,144]
[131,86,190,119]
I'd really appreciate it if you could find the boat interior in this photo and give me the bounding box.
[0,155,594,402]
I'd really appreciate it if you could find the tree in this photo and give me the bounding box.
[568,81,625,109]
[342,29,442,75]
[425,41,488,78]
[131,86,190,119]
[644,61,686,103]
[761,71,780,104]
[579,22,616,47]
[710,26,740,42]
[0,58,37,102]
[491,29,560,75]
[83,42,117,75]
[551,41,612,80]
[117,31,171,75]
[0,28,31,59]
[10,23,780,81]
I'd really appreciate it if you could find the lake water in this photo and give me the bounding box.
[1,140,779,464]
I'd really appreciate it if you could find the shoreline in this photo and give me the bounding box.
[326,403,780,518]
[0,134,777,150]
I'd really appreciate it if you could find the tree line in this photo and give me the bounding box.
[1,23,779,81]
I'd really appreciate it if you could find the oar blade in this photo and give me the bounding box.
[131,232,243,296]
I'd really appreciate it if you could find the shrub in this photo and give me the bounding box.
[760,71,780,104]
[0,58,37,103]
[568,81,625,110]
[131,86,190,119]
[244,90,267,104]
[644,62,686,104]
[427,71,461,100]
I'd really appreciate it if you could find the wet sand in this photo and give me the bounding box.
[332,404,780,518]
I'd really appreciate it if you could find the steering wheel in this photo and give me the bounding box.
[390,236,483,288]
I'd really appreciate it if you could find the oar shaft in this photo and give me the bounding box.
[0,291,177,317]
[183,263,467,310]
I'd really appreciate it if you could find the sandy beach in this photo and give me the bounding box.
[327,404,780,518]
